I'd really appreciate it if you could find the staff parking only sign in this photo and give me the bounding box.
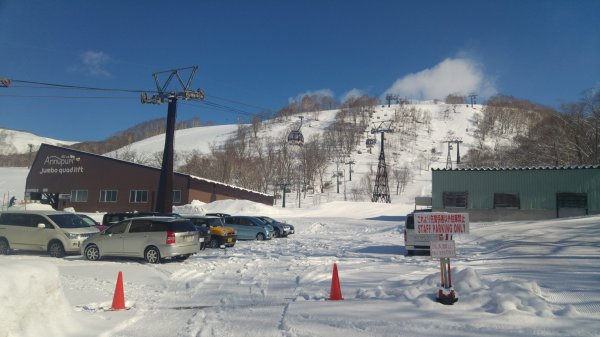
[413,212,470,305]
[415,212,469,235]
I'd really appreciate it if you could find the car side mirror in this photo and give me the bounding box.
[37,223,46,229]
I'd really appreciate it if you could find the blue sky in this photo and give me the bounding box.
[1,0,599,141]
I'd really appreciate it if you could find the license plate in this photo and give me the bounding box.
[198,238,204,242]
[227,238,232,243]
[184,236,193,242]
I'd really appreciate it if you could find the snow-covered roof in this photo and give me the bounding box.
[433,165,600,171]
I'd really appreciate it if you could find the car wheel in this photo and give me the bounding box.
[209,238,219,248]
[0,238,10,255]
[84,244,101,261]
[144,246,161,264]
[48,240,65,258]
[256,233,265,241]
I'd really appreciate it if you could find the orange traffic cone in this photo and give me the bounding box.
[111,271,126,310]
[329,263,343,301]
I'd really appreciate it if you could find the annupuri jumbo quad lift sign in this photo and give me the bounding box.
[415,212,470,305]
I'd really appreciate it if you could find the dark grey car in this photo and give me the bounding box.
[81,217,200,263]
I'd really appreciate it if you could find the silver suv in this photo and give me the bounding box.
[0,210,100,257]
[81,216,200,263]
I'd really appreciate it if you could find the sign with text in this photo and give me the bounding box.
[415,212,469,235]
[430,240,456,258]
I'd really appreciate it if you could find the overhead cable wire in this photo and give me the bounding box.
[205,93,271,111]
[10,79,154,93]
[6,77,277,119]
[0,93,136,100]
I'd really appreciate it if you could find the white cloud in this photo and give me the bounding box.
[69,51,111,77]
[341,88,366,103]
[289,89,334,103]
[384,58,496,100]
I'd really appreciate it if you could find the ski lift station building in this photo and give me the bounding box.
[431,166,600,221]
[25,144,274,212]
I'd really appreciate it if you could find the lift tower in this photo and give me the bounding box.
[141,66,205,213]
[371,121,393,203]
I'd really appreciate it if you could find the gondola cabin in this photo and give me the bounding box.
[287,130,304,145]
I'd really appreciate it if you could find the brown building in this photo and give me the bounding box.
[25,144,274,212]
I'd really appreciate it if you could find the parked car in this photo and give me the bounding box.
[205,212,230,218]
[181,215,237,248]
[176,215,212,250]
[223,216,274,240]
[256,216,292,237]
[403,208,438,256]
[101,212,181,227]
[82,216,200,263]
[0,210,100,257]
[77,213,109,231]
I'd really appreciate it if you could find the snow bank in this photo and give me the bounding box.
[0,261,83,337]
[173,199,207,215]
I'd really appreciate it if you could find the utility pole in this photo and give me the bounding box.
[278,181,291,208]
[141,66,205,213]
[372,121,393,203]
[469,94,477,108]
[345,160,355,181]
[385,94,399,108]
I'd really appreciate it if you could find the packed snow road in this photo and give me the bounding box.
[2,215,600,337]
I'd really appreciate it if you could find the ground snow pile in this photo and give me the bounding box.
[203,199,282,216]
[7,203,54,211]
[173,199,206,215]
[0,261,82,337]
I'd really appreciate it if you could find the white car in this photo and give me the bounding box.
[0,210,99,257]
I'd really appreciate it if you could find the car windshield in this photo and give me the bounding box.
[206,218,224,227]
[78,216,97,227]
[48,214,90,229]
[259,217,274,224]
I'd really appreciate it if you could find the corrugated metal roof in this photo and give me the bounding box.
[432,165,600,171]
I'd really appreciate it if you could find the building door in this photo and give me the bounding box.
[556,192,588,218]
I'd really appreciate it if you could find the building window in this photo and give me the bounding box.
[494,193,520,209]
[100,190,118,203]
[443,191,467,208]
[129,190,148,203]
[71,190,88,202]
[556,193,588,209]
[173,190,181,204]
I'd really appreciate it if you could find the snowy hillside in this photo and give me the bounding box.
[109,102,483,207]
[0,128,78,155]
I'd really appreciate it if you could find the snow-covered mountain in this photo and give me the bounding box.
[0,128,78,155]
[107,102,482,208]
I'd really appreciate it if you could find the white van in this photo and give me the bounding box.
[403,209,439,256]
[0,210,99,257]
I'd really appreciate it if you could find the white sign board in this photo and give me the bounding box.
[430,240,456,258]
[415,212,470,234]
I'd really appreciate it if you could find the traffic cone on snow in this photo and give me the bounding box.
[111,271,126,310]
[329,263,343,301]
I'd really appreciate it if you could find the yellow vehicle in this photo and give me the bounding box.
[181,215,237,248]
